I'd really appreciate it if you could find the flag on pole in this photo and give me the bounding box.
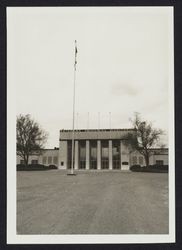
[74,40,78,70]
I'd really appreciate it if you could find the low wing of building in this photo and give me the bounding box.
[16,148,59,166]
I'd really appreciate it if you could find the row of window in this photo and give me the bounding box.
[20,157,58,165]
[68,141,120,158]
[132,156,144,165]
[132,156,164,166]
[20,159,39,164]
[42,156,58,165]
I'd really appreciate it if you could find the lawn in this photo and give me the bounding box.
[17,170,168,234]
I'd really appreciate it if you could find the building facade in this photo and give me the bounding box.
[58,129,168,170]
[16,128,168,170]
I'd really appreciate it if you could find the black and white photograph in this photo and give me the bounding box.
[7,6,175,244]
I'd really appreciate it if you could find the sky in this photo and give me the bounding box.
[7,7,173,148]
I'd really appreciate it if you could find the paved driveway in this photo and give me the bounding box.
[17,170,168,234]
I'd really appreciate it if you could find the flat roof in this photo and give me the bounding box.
[60,128,134,132]
[60,128,135,140]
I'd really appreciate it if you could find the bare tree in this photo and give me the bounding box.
[123,112,164,167]
[16,114,48,166]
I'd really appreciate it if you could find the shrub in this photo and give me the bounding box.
[49,165,57,169]
[149,164,168,171]
[29,164,45,168]
[16,164,26,170]
[130,165,141,171]
[130,164,168,173]
[17,164,49,171]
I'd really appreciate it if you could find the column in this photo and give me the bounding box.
[74,141,79,170]
[97,140,101,170]
[120,140,122,170]
[109,140,113,170]
[86,140,90,170]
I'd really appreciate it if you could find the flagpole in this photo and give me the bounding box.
[87,112,89,130]
[76,112,79,130]
[109,112,111,139]
[69,40,77,175]
[98,112,100,130]
[109,112,111,130]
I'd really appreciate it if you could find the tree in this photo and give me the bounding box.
[123,112,164,167]
[16,114,48,166]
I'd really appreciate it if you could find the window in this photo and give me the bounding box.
[156,160,164,165]
[31,159,38,164]
[79,141,86,169]
[139,156,143,165]
[53,156,58,165]
[43,156,47,165]
[101,141,109,169]
[90,140,97,169]
[132,156,137,165]
[61,161,64,166]
[20,160,25,164]
[67,141,73,169]
[48,156,52,164]
[112,141,120,169]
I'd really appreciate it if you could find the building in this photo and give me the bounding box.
[58,129,168,170]
[16,148,59,166]
[130,148,168,167]
[16,128,168,170]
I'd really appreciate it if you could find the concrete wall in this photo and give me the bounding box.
[152,154,168,165]
[120,140,130,170]
[58,141,68,170]
[40,149,59,166]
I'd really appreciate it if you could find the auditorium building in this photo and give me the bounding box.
[16,128,168,170]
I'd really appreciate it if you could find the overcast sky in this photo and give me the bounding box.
[8,7,173,148]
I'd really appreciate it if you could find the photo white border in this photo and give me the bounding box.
[7,6,175,244]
